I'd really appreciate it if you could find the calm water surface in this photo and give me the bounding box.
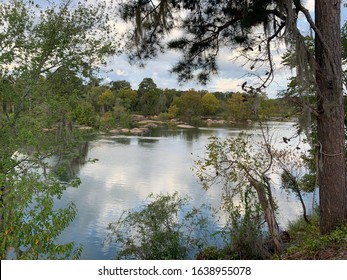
[55,121,313,259]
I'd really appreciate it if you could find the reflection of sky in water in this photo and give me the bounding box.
[55,122,314,259]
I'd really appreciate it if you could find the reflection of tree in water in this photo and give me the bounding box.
[52,141,89,181]
[178,129,200,142]
[138,137,159,147]
[149,127,201,142]
[113,138,131,145]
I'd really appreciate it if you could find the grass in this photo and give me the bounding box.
[282,216,347,260]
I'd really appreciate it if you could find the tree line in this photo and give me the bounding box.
[46,75,294,130]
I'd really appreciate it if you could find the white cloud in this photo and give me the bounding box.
[211,78,243,93]
[116,69,127,76]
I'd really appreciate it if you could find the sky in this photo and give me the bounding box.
[99,0,347,98]
[23,0,347,97]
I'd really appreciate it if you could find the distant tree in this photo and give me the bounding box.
[227,93,250,121]
[111,80,131,93]
[139,88,166,115]
[85,86,109,112]
[138,77,157,95]
[136,78,168,115]
[201,93,220,116]
[72,101,97,127]
[98,89,115,114]
[163,88,181,110]
[259,98,294,120]
[117,88,138,111]
[171,90,202,121]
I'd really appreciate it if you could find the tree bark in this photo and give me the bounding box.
[315,0,347,234]
[249,178,283,254]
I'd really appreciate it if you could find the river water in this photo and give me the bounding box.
[55,121,313,259]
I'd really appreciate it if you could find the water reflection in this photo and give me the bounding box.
[56,122,313,259]
[49,141,90,181]
[112,137,131,145]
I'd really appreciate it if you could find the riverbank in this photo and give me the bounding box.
[99,114,264,136]
[103,114,200,136]
[280,217,347,260]
[70,114,294,136]
[195,216,347,260]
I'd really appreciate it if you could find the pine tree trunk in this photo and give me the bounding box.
[315,0,347,234]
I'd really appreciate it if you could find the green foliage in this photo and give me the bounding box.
[227,93,250,121]
[227,193,268,259]
[171,90,203,121]
[196,246,230,260]
[167,104,179,118]
[99,111,116,129]
[195,133,288,254]
[72,101,97,127]
[74,76,295,125]
[139,88,166,115]
[157,112,172,121]
[0,0,115,259]
[98,89,115,113]
[113,105,133,128]
[196,134,271,193]
[85,86,109,111]
[259,98,294,120]
[286,216,347,258]
[138,78,157,95]
[202,93,220,115]
[116,88,138,111]
[111,80,131,93]
[195,173,269,260]
[105,192,210,260]
[1,0,115,79]
[0,163,82,259]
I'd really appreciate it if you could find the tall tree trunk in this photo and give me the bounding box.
[315,0,347,234]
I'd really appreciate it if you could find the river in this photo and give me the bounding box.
[55,121,314,259]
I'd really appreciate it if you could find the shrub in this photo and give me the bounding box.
[105,192,210,260]
[99,112,116,129]
[72,102,97,127]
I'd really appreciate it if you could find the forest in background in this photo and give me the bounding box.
[1,73,295,132]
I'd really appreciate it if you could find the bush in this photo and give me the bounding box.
[113,105,133,128]
[105,192,210,260]
[158,112,173,121]
[72,102,97,127]
[99,112,116,129]
[222,189,269,259]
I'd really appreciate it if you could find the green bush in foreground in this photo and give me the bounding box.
[105,192,211,260]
